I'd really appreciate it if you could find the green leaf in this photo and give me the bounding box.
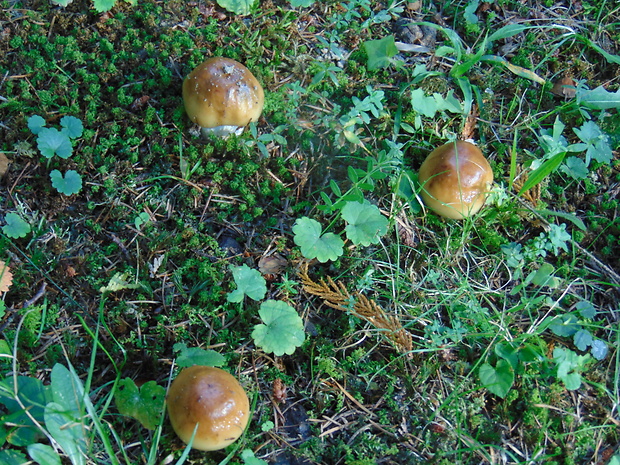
[44,402,87,465]
[526,262,558,287]
[410,88,439,118]
[0,450,29,465]
[561,156,588,179]
[216,0,256,15]
[241,449,269,465]
[252,300,306,356]
[573,329,593,352]
[292,217,344,263]
[93,0,116,12]
[576,301,596,319]
[487,23,529,43]
[590,340,608,361]
[37,128,73,159]
[463,0,479,25]
[60,116,83,139]
[173,343,226,368]
[549,314,579,337]
[289,0,314,7]
[27,115,46,134]
[227,264,267,303]
[114,379,165,430]
[518,151,566,196]
[479,360,514,398]
[576,85,620,110]
[341,200,388,246]
[364,35,398,70]
[2,212,31,238]
[50,364,84,417]
[99,272,140,293]
[28,443,62,465]
[50,170,82,195]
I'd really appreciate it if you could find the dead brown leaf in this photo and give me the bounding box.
[0,260,13,295]
[0,152,9,177]
[551,77,577,98]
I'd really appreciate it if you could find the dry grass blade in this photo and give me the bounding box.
[299,267,412,353]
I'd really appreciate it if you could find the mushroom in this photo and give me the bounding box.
[167,365,250,451]
[418,140,493,219]
[182,57,264,137]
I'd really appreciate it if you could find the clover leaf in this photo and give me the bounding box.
[114,378,165,430]
[293,217,344,263]
[50,170,82,195]
[2,212,31,238]
[227,264,267,303]
[252,300,305,356]
[37,128,73,159]
[341,200,388,246]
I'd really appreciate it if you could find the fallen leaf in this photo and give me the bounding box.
[0,260,13,294]
[551,77,577,98]
[0,152,9,176]
[258,253,287,276]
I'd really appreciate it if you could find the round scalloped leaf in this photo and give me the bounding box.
[252,300,305,356]
[27,115,46,135]
[341,200,388,246]
[50,170,82,195]
[292,217,343,263]
[60,116,84,139]
[227,264,267,302]
[114,379,165,430]
[2,212,31,239]
[37,128,73,159]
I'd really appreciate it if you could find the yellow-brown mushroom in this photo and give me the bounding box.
[418,141,493,219]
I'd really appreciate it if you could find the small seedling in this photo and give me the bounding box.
[27,115,84,196]
[227,264,268,303]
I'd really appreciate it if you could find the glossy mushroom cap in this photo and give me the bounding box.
[418,141,494,219]
[167,365,250,451]
[182,57,264,137]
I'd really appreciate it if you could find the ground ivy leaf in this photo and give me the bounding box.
[216,0,255,15]
[93,0,116,12]
[590,340,608,360]
[341,200,388,246]
[114,379,165,430]
[50,170,82,195]
[2,212,31,238]
[292,217,344,263]
[252,300,305,356]
[227,264,267,303]
[479,360,514,398]
[37,128,72,159]
[576,301,596,319]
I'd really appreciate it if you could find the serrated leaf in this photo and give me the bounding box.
[549,314,579,337]
[364,35,398,70]
[341,200,388,246]
[2,212,31,238]
[252,300,305,356]
[292,217,344,263]
[173,343,226,368]
[37,128,72,159]
[576,85,620,110]
[240,449,269,465]
[479,360,514,398]
[561,156,588,179]
[60,116,83,139]
[217,0,255,15]
[590,339,608,360]
[27,115,46,134]
[573,329,593,351]
[93,0,116,12]
[227,264,267,302]
[576,301,596,319]
[99,272,139,293]
[50,170,82,195]
[114,379,165,430]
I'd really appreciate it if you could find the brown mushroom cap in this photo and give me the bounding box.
[418,141,494,219]
[182,57,264,137]
[167,365,250,451]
